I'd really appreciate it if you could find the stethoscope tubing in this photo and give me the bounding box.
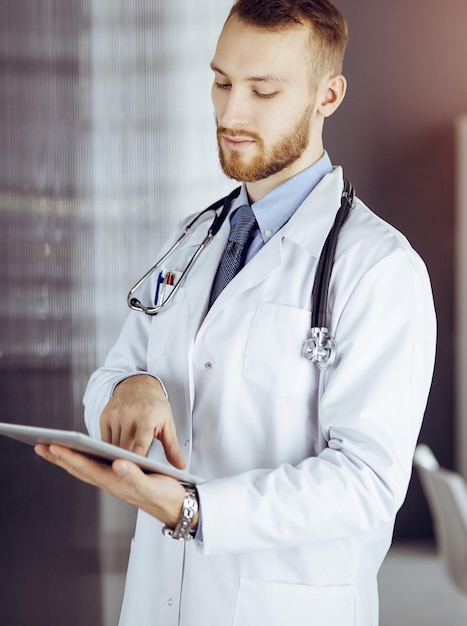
[311,178,354,329]
[127,187,240,314]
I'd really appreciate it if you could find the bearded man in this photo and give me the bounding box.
[36,2,436,625]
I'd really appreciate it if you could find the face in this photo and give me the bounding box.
[211,16,323,190]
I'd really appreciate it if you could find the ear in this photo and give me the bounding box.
[316,74,347,118]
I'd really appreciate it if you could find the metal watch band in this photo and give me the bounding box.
[162,485,198,541]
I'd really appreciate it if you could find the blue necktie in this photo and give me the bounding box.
[209,205,258,307]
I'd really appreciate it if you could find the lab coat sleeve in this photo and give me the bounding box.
[83,308,153,440]
[197,247,437,555]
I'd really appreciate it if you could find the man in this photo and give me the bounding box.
[36,1,436,625]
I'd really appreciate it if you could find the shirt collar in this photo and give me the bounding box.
[230,151,333,243]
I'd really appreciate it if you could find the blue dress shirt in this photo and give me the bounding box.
[229,151,333,264]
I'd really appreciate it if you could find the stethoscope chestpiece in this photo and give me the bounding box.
[303,326,336,370]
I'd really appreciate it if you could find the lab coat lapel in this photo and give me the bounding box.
[283,166,345,255]
[180,200,283,317]
[179,207,232,315]
[204,232,283,314]
[203,167,345,314]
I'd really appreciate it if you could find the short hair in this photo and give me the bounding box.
[226,0,348,79]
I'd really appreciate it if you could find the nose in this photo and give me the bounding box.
[213,85,249,129]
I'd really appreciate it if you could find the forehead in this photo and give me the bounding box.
[212,15,311,83]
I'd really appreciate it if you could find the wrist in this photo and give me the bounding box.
[114,373,162,394]
[162,485,199,541]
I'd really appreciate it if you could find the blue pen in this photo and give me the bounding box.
[154,271,163,305]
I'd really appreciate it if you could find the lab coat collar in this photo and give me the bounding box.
[186,167,346,316]
[186,166,345,252]
[280,166,345,256]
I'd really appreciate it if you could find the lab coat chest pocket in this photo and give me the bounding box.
[243,302,315,398]
[147,287,186,362]
[233,577,356,626]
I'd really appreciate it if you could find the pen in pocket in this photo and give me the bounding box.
[155,271,175,305]
[154,271,164,305]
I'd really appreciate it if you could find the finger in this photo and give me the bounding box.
[35,444,105,488]
[159,423,186,469]
[109,459,166,511]
[44,445,146,503]
[111,422,122,448]
[35,443,52,459]
[36,444,185,526]
[36,445,156,514]
[100,405,123,447]
[111,459,163,504]
[131,422,158,456]
[100,415,112,444]
[111,459,183,523]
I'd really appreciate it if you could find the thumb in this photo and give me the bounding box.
[113,459,136,478]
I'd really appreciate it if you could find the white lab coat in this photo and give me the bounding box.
[84,167,436,626]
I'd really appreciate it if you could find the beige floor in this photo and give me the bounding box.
[378,541,467,625]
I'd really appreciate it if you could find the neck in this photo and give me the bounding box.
[245,142,324,203]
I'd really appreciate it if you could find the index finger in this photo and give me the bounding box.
[127,422,157,456]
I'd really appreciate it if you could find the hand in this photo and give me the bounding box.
[34,444,198,529]
[100,374,185,469]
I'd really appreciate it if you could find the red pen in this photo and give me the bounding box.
[159,271,174,304]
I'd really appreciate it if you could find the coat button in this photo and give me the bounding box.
[168,598,173,607]
[204,362,212,369]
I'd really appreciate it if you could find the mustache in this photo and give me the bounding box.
[216,126,262,142]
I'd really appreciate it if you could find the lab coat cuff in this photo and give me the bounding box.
[110,372,169,399]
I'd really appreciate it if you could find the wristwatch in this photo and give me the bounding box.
[162,485,199,541]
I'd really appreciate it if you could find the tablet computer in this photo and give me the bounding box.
[0,421,204,485]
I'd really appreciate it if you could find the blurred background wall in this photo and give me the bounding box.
[1,1,467,624]
[329,0,467,539]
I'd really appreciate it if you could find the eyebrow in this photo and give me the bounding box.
[210,62,290,85]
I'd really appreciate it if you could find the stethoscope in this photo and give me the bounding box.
[128,178,354,370]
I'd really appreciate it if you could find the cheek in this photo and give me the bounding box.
[258,109,296,141]
[269,101,311,138]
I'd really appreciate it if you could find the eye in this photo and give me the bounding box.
[215,81,231,90]
[254,90,278,99]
